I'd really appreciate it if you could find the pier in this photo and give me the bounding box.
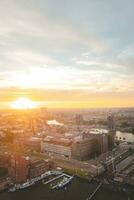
[42,173,73,185]
[43,174,65,185]
[86,182,102,200]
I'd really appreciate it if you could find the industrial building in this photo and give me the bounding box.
[71,137,97,161]
[41,129,109,161]
[41,136,72,158]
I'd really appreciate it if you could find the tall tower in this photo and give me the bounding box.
[75,114,83,131]
[107,115,116,149]
[76,114,83,125]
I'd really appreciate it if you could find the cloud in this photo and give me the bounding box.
[0,0,134,103]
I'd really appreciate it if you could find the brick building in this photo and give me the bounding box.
[28,159,50,178]
[8,154,52,183]
[8,154,29,183]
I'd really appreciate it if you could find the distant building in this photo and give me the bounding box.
[107,115,116,149]
[75,114,83,126]
[40,107,49,119]
[40,107,48,115]
[26,137,42,152]
[107,115,116,133]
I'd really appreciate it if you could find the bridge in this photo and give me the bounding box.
[86,182,102,200]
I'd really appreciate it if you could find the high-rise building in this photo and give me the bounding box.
[107,115,116,132]
[75,114,83,125]
[107,115,116,149]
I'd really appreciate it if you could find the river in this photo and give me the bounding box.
[0,178,133,200]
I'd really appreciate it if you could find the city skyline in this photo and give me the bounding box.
[0,0,134,108]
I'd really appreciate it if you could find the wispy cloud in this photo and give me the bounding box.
[0,0,134,106]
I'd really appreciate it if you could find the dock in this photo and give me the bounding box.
[42,172,73,186]
[86,182,102,200]
[43,174,65,185]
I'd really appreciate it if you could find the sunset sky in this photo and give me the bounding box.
[0,0,134,108]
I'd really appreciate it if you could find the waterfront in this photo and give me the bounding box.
[0,178,133,200]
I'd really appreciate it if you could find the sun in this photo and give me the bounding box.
[10,97,37,110]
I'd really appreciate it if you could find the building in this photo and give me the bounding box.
[28,159,50,178]
[41,128,109,161]
[0,176,12,191]
[41,134,100,161]
[75,114,83,126]
[107,115,116,149]
[71,137,97,161]
[8,154,53,183]
[26,137,41,152]
[88,129,109,154]
[0,153,10,168]
[107,115,116,132]
[41,136,72,158]
[8,154,29,183]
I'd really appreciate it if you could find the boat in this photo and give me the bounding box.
[8,180,35,192]
[8,170,63,192]
[51,176,74,190]
[19,180,35,189]
[8,171,50,192]
[8,187,16,192]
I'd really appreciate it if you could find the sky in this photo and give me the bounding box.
[0,0,134,108]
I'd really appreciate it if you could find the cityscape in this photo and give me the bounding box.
[0,107,133,199]
[0,0,134,200]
